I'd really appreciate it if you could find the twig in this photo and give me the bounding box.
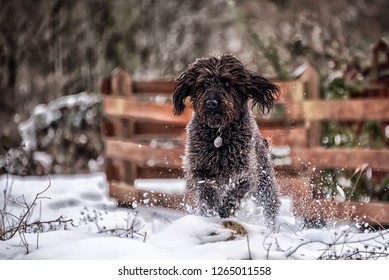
[341,164,368,221]
[262,231,275,259]
[277,222,298,236]
[143,232,147,243]
[129,211,139,239]
[7,187,48,240]
[246,234,252,260]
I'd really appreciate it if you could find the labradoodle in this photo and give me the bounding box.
[173,54,280,228]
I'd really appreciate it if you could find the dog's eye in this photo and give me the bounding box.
[203,79,212,88]
[223,81,230,87]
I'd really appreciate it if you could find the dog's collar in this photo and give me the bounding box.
[213,127,223,148]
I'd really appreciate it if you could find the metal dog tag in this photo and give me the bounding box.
[214,136,223,148]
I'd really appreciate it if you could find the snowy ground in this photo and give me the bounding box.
[1,173,388,260]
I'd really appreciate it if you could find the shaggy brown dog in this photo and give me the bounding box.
[173,54,280,228]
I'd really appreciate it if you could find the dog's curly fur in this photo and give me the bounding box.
[173,54,280,228]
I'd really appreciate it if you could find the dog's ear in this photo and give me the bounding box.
[247,72,279,115]
[172,73,191,116]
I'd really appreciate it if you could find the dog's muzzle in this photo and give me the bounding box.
[201,93,223,128]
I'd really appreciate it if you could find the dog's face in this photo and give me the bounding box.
[173,54,279,128]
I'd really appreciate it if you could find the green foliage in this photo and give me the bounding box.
[322,122,354,147]
[381,175,389,201]
[325,77,362,99]
[318,169,363,201]
[318,168,389,202]
[322,121,386,149]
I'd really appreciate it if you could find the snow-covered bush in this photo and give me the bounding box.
[1,92,103,175]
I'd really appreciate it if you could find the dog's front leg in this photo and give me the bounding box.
[198,179,222,217]
[219,179,251,218]
[187,178,221,216]
[255,167,280,229]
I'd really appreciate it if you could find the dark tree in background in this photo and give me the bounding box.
[1,0,388,170]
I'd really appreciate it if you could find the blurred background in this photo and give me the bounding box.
[1,0,389,201]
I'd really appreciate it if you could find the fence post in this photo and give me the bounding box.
[101,68,137,183]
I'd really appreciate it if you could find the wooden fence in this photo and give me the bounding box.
[101,65,389,225]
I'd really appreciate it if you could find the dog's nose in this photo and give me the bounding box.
[206,100,218,109]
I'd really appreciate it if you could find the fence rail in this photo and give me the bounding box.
[303,99,389,121]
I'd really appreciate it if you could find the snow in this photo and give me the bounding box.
[1,173,388,260]
[134,178,186,194]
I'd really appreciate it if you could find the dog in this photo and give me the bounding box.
[172,54,280,228]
